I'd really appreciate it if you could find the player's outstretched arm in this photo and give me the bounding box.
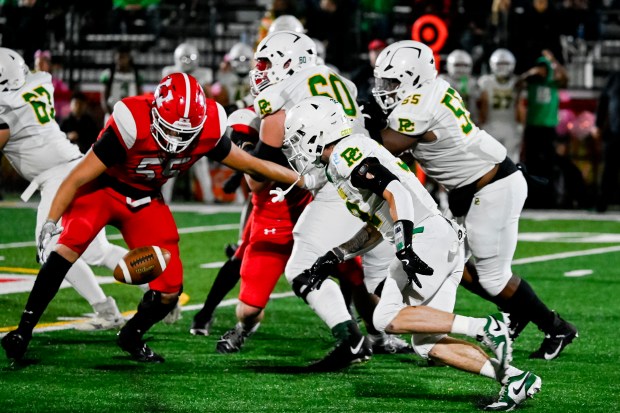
[47,150,108,223]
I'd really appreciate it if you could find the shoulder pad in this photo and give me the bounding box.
[254,86,286,118]
[330,135,374,178]
[388,104,432,136]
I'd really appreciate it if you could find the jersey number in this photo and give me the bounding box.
[136,157,191,180]
[308,74,357,116]
[492,90,513,110]
[441,87,473,134]
[22,87,55,125]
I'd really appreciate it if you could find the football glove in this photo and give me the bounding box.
[394,219,433,289]
[38,219,63,263]
[294,250,343,301]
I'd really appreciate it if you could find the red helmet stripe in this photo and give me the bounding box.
[182,72,190,118]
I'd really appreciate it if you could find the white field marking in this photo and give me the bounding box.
[0,275,117,295]
[0,256,4,261]
[0,200,244,214]
[199,261,226,269]
[512,245,620,265]
[518,232,620,243]
[521,209,620,222]
[0,291,296,336]
[564,269,593,277]
[0,223,239,250]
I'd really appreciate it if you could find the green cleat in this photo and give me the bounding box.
[485,371,542,411]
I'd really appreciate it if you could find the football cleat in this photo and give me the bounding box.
[530,312,578,360]
[369,332,413,354]
[216,322,259,354]
[307,336,372,372]
[1,329,32,360]
[162,302,183,325]
[485,371,542,411]
[75,296,125,331]
[478,313,513,372]
[507,315,529,341]
[189,317,214,336]
[117,330,164,363]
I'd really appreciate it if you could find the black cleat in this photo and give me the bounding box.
[2,330,31,360]
[308,336,372,372]
[117,330,165,363]
[216,322,259,354]
[508,315,530,341]
[189,318,213,336]
[530,313,578,360]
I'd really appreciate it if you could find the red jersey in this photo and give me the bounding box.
[99,95,228,192]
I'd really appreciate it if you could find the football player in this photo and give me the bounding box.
[371,40,578,360]
[249,30,412,370]
[439,49,479,122]
[478,49,522,162]
[285,95,542,411]
[0,47,127,331]
[1,72,302,363]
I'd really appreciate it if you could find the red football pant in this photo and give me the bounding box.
[58,183,182,293]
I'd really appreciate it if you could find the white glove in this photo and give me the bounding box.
[269,187,286,203]
[38,219,63,263]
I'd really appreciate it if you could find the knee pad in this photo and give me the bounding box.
[372,298,405,333]
[411,333,446,360]
[475,257,512,297]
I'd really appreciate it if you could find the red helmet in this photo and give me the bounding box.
[151,72,207,153]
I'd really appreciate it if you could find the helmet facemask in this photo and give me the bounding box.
[151,107,204,154]
[284,128,325,177]
[372,77,405,112]
[249,58,275,96]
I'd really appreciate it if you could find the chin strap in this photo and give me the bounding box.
[269,175,301,203]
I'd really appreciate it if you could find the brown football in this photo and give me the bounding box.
[113,246,171,285]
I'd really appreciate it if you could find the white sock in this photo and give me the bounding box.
[479,359,499,380]
[64,259,107,306]
[451,314,486,338]
[305,278,352,329]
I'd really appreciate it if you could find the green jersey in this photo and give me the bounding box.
[526,57,560,127]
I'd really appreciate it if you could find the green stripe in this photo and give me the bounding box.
[413,226,424,234]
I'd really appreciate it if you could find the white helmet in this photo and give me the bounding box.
[174,43,199,73]
[372,40,437,112]
[312,38,326,65]
[228,42,253,76]
[489,48,516,79]
[284,96,352,173]
[0,47,29,92]
[250,31,317,96]
[446,49,472,78]
[268,15,305,34]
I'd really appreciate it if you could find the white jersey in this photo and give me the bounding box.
[0,71,82,182]
[326,133,440,244]
[388,77,506,190]
[254,64,368,197]
[477,74,521,161]
[438,73,479,122]
[162,66,213,88]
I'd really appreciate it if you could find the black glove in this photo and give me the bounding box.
[394,219,434,289]
[359,98,388,143]
[223,171,244,194]
[293,250,343,302]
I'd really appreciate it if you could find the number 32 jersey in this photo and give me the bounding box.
[388,77,506,190]
[0,71,82,182]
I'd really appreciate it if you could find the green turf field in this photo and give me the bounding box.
[1,203,619,412]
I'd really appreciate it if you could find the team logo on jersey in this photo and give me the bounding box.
[258,99,272,116]
[340,147,363,167]
[398,118,416,133]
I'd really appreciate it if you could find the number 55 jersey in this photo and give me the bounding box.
[387,77,506,191]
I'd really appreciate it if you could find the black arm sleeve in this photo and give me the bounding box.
[206,135,233,163]
[92,126,127,167]
[254,140,288,166]
[350,157,399,197]
[0,123,8,130]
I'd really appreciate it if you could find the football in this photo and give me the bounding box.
[113,246,171,285]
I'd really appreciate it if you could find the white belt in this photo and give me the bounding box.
[20,158,82,202]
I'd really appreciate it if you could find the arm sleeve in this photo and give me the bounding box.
[0,123,8,130]
[92,126,127,167]
[206,135,232,163]
[350,157,399,196]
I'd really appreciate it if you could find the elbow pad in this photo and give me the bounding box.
[351,157,398,197]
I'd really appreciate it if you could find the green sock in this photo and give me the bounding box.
[331,320,354,341]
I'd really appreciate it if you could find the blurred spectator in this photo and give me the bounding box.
[60,92,100,154]
[518,49,568,208]
[489,0,512,48]
[109,0,161,39]
[594,71,620,212]
[34,49,71,121]
[305,0,358,72]
[257,0,300,43]
[350,39,386,102]
[1,0,47,67]
[516,0,563,72]
[100,45,143,125]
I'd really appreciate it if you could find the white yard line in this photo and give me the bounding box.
[512,245,620,265]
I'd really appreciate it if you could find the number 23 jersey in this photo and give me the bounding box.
[388,77,506,191]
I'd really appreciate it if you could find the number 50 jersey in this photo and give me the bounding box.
[388,77,506,191]
[0,71,82,182]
